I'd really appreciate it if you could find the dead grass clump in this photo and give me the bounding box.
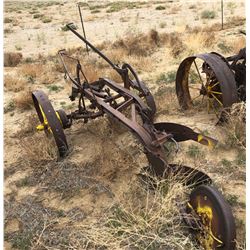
[184,31,215,54]
[231,36,246,54]
[154,86,178,115]
[224,102,246,149]
[4,75,25,92]
[4,52,23,67]
[14,89,33,110]
[79,175,199,249]
[15,114,39,138]
[18,64,40,79]
[21,133,57,162]
[112,29,160,57]
[226,16,246,27]
[169,5,181,14]
[161,32,186,58]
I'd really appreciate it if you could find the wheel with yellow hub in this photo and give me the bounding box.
[176,53,238,114]
[32,90,70,158]
[188,185,236,250]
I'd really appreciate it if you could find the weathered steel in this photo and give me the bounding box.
[176,52,238,110]
[31,22,236,250]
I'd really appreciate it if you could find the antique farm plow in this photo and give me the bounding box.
[32,23,236,250]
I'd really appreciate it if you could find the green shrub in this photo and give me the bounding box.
[156,71,176,84]
[42,17,52,23]
[201,10,216,19]
[155,5,166,10]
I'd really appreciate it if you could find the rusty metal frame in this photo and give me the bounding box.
[32,24,218,179]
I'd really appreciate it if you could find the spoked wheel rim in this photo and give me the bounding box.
[32,90,69,157]
[176,53,238,114]
[130,80,156,121]
[187,185,236,250]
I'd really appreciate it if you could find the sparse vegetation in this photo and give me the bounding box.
[42,17,52,23]
[218,42,232,54]
[187,145,203,158]
[156,71,176,84]
[47,84,63,92]
[4,75,25,92]
[14,89,33,110]
[4,52,23,67]
[201,10,216,19]
[155,5,165,10]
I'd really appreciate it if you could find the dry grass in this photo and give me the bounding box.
[224,102,246,149]
[183,31,216,54]
[20,133,57,162]
[161,32,186,58]
[231,36,246,54]
[4,52,23,67]
[18,64,41,79]
[4,75,25,92]
[78,174,200,249]
[14,89,33,110]
[112,29,160,57]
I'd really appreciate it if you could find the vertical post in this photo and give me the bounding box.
[221,0,224,30]
[78,3,89,55]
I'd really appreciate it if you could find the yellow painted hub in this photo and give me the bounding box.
[36,105,62,132]
[188,197,223,250]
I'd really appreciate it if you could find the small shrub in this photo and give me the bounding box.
[159,22,166,28]
[4,100,15,113]
[42,17,52,23]
[187,145,203,158]
[201,10,216,19]
[4,28,13,34]
[221,159,232,168]
[156,71,176,84]
[91,9,101,13]
[217,42,232,54]
[33,13,44,19]
[4,52,23,67]
[14,89,33,110]
[15,45,22,51]
[4,75,25,92]
[189,4,196,9]
[236,150,246,166]
[155,5,166,10]
[226,194,239,206]
[4,17,13,23]
[47,85,63,92]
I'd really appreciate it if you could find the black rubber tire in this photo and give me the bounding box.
[189,185,236,250]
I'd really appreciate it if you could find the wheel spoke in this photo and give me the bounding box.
[194,60,205,89]
[211,93,223,106]
[189,86,201,91]
[210,91,222,95]
[191,94,202,102]
[210,81,220,89]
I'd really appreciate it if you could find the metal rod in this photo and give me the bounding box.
[78,3,89,54]
[66,23,119,71]
[221,0,224,30]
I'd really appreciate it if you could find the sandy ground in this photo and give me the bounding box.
[4,0,246,249]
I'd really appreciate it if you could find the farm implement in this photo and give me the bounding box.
[175,46,246,117]
[32,23,236,250]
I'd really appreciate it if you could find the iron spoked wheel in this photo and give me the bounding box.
[32,90,69,158]
[187,185,236,250]
[176,53,238,114]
